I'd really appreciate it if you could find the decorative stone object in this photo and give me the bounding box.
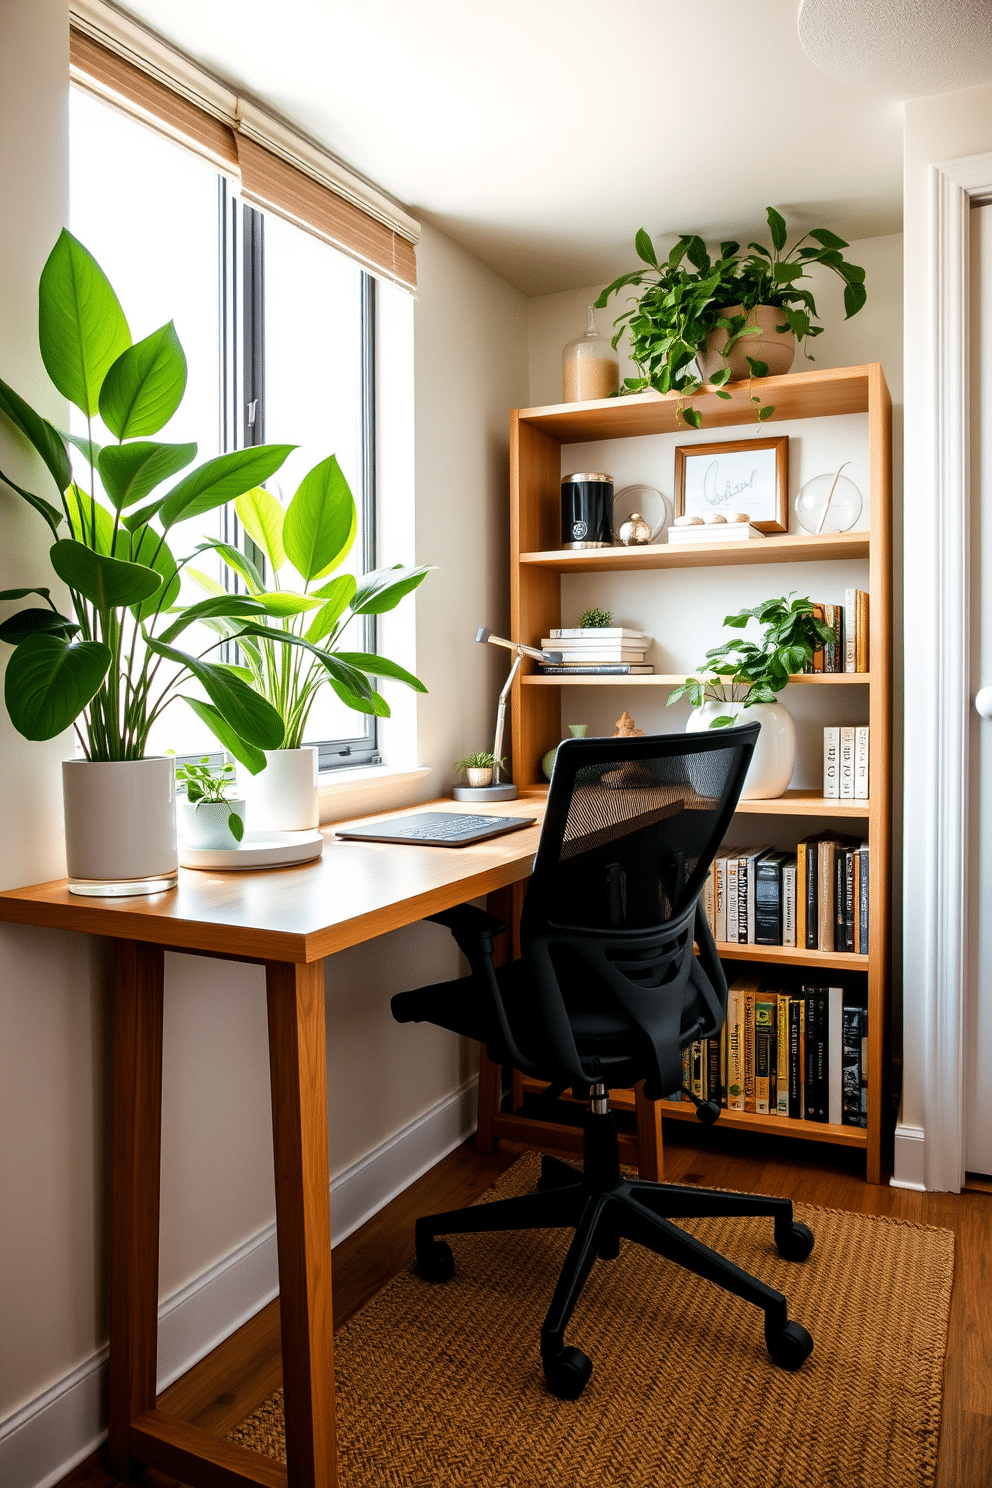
[701,513,727,524]
[726,511,750,524]
[613,711,645,738]
[673,514,704,527]
[617,511,653,546]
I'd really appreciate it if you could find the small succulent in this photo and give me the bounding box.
[579,607,613,629]
[454,751,505,773]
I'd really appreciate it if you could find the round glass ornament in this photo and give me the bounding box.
[796,465,863,534]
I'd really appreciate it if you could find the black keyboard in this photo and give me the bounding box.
[335,812,537,848]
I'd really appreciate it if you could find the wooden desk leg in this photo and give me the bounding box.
[107,940,165,1478]
[475,1048,502,1155]
[634,1080,665,1182]
[266,961,337,1488]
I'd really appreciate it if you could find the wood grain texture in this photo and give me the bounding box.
[520,530,871,572]
[634,1080,665,1181]
[0,797,546,964]
[107,941,165,1476]
[522,672,871,686]
[129,1410,287,1488]
[265,962,337,1488]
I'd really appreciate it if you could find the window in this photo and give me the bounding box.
[68,84,379,768]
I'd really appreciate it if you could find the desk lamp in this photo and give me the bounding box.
[451,628,562,803]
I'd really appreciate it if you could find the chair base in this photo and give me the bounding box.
[415,1111,814,1398]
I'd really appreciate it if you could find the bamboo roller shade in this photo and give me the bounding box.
[69,28,418,291]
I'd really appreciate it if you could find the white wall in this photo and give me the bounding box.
[0,4,529,1480]
[897,81,992,1191]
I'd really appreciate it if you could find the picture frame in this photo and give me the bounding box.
[673,436,789,534]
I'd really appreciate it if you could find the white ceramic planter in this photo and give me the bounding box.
[62,757,178,896]
[696,304,796,383]
[685,697,796,799]
[240,746,319,831]
[178,797,246,850]
[466,766,493,788]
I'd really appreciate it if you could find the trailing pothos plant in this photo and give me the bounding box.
[183,469,430,761]
[594,208,867,426]
[666,595,835,727]
[0,229,299,761]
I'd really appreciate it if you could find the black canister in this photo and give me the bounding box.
[560,472,613,549]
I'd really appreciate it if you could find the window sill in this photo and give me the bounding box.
[317,763,432,825]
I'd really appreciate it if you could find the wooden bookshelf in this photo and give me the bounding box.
[508,363,892,1183]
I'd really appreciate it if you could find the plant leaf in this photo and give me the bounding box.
[98,321,187,439]
[634,228,658,267]
[194,540,265,593]
[146,636,285,748]
[234,485,287,571]
[179,696,267,774]
[65,484,117,554]
[159,446,294,530]
[283,454,357,581]
[681,408,702,430]
[0,467,63,536]
[38,230,131,416]
[0,608,79,644]
[0,376,72,492]
[766,207,788,253]
[336,650,428,692]
[808,227,848,250]
[350,564,432,616]
[49,539,161,610]
[98,440,197,510]
[4,632,111,739]
[156,594,272,645]
[305,575,356,642]
[127,523,180,620]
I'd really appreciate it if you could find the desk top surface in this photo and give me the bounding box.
[0,795,546,963]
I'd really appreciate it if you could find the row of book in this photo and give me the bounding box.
[802,591,869,673]
[700,836,870,953]
[823,725,869,799]
[537,626,654,676]
[667,975,868,1128]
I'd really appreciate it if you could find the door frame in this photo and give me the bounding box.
[903,151,992,1192]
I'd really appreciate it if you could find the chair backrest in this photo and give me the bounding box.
[518,723,759,1097]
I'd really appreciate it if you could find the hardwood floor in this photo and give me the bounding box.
[60,1127,991,1488]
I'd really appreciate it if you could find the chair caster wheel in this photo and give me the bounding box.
[765,1318,813,1371]
[775,1220,815,1262]
[696,1100,721,1125]
[416,1239,454,1283]
[543,1346,592,1400]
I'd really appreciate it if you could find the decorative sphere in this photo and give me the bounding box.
[796,470,863,534]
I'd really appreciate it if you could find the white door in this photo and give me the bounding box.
[969,202,992,1177]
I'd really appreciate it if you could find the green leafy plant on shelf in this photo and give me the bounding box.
[594,208,867,426]
[453,751,505,774]
[0,229,297,762]
[666,594,835,726]
[578,607,612,628]
[185,474,431,763]
[175,756,244,841]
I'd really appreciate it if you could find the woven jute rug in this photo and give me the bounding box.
[230,1154,954,1487]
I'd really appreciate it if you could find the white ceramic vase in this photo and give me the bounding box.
[240,746,319,831]
[178,797,246,850]
[685,697,796,799]
[62,757,178,896]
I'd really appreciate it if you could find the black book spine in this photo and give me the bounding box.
[858,1005,869,1128]
[788,996,803,1119]
[804,988,829,1122]
[805,840,818,949]
[859,846,870,953]
[707,1037,721,1106]
[844,848,855,953]
[835,849,846,953]
[841,1002,862,1125]
[738,855,749,944]
[754,859,782,945]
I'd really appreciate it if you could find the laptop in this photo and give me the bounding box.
[335,811,537,848]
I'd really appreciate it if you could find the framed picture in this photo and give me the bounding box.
[674,436,789,534]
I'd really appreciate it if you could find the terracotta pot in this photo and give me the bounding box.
[696,304,796,383]
[62,757,178,896]
[685,697,796,799]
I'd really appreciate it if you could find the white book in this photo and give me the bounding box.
[855,726,870,799]
[715,856,728,942]
[541,639,648,651]
[828,985,844,1126]
[549,649,647,663]
[666,523,764,543]
[840,726,856,799]
[549,627,646,640]
[823,727,840,798]
[844,588,858,673]
[782,858,797,947]
[701,873,715,935]
[725,858,739,944]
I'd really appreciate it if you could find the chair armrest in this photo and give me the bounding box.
[427,904,507,941]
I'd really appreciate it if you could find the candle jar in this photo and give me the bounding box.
[561,472,614,549]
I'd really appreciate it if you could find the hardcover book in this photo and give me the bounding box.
[823,726,840,798]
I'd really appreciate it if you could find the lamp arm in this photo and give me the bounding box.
[492,653,523,784]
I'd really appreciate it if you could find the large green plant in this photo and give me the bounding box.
[667,595,835,725]
[184,471,430,756]
[595,208,867,426]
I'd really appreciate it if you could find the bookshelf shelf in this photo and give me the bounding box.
[656,1102,869,1148]
[506,363,892,1184]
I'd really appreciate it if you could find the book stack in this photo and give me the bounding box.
[823,725,869,799]
[803,589,869,673]
[538,627,653,675]
[796,833,870,955]
[666,522,764,545]
[701,846,798,948]
[666,974,868,1129]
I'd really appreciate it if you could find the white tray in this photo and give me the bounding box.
[179,829,324,871]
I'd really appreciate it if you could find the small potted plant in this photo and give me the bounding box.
[176,757,245,849]
[667,595,834,798]
[454,751,505,789]
[595,209,867,426]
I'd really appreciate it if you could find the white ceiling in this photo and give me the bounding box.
[112,0,977,296]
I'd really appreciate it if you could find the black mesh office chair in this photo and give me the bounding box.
[391,725,814,1399]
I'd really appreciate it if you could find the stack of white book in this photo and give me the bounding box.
[538,627,653,675]
[823,726,869,799]
[667,522,764,544]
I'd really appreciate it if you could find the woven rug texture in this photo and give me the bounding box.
[230,1153,954,1488]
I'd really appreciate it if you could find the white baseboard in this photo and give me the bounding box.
[891,1122,927,1190]
[0,1076,478,1488]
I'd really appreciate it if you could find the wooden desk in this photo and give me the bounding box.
[0,794,545,1488]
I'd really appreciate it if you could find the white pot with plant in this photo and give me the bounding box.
[176,757,246,850]
[668,595,834,800]
[0,232,295,895]
[185,475,430,832]
[454,752,504,789]
[595,208,867,425]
